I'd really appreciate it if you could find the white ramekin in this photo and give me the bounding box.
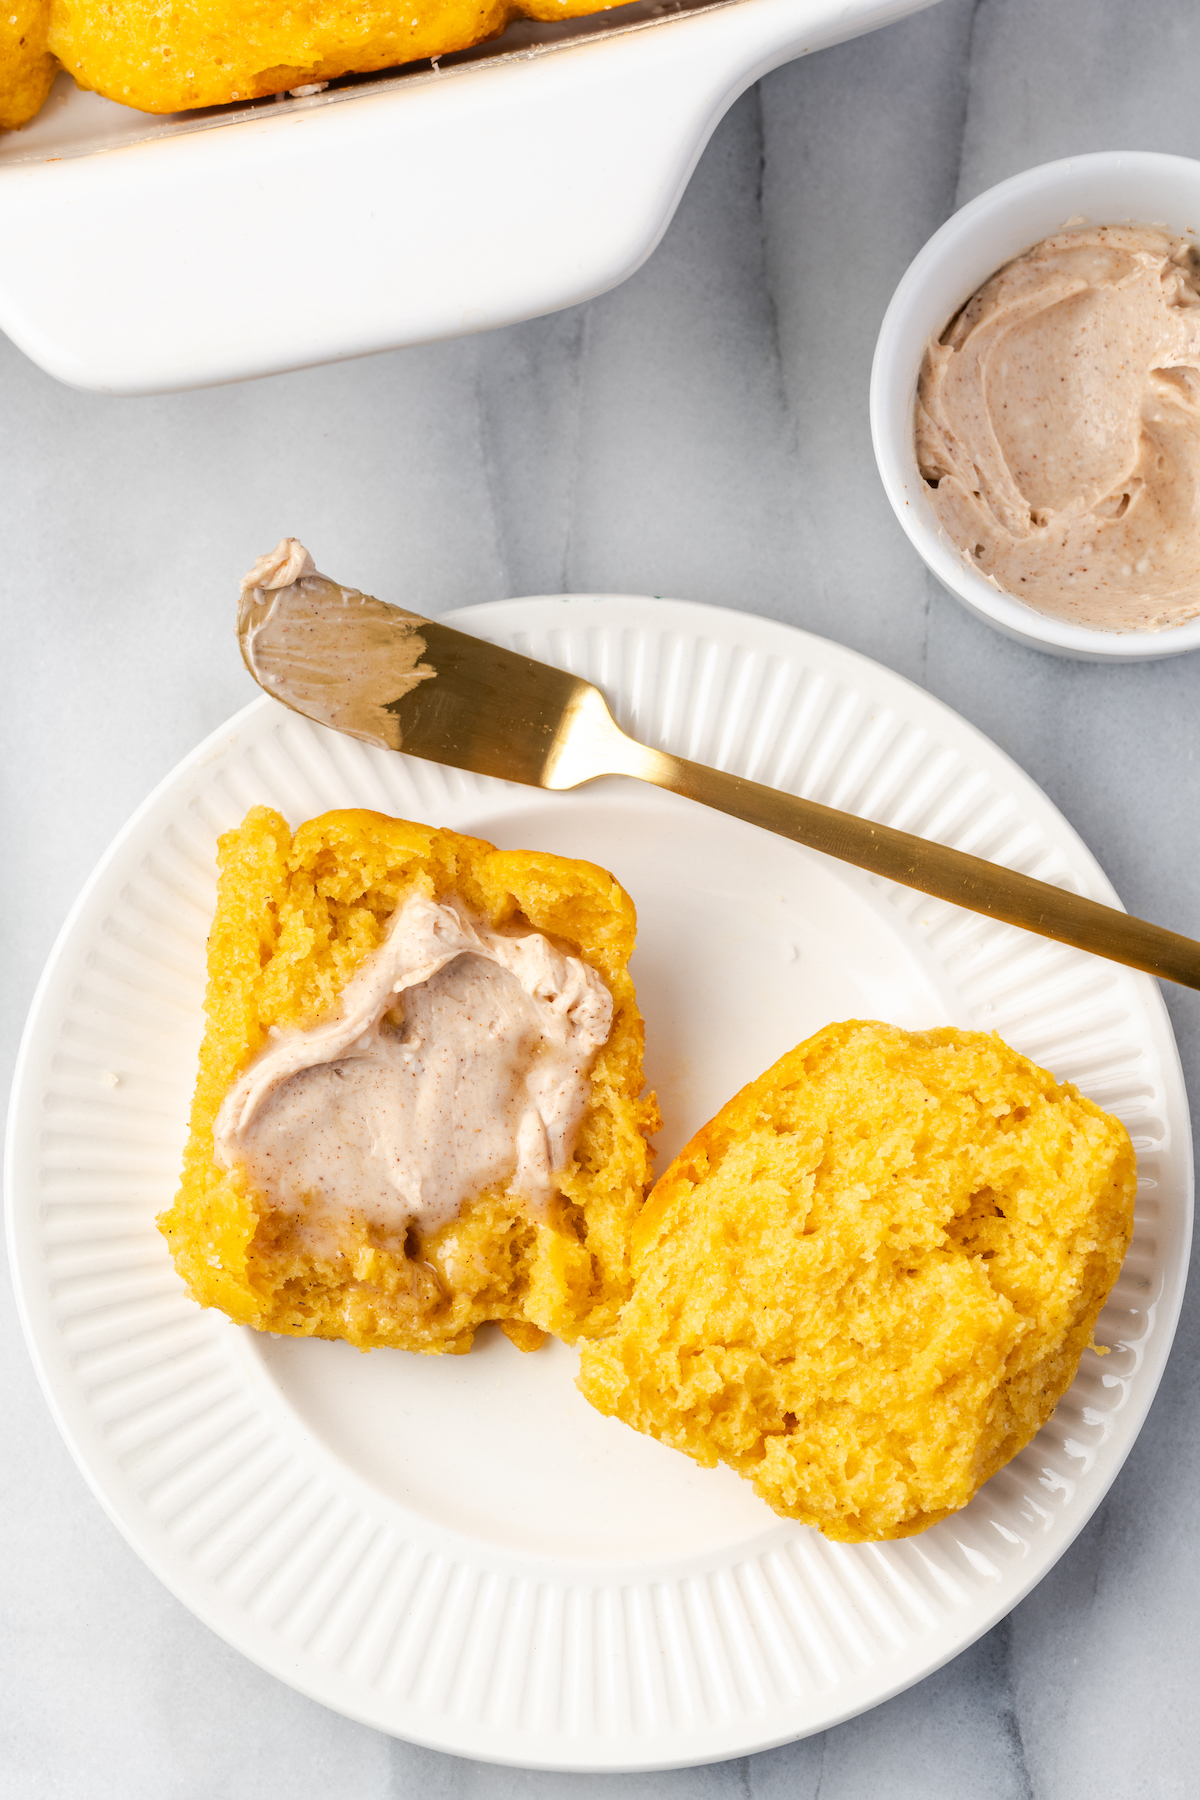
[870,150,1200,662]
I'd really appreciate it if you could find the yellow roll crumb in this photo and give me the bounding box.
[158,805,659,1356]
[577,1020,1136,1541]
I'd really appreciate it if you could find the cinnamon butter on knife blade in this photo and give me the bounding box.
[238,536,601,786]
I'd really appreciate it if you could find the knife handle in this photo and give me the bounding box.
[607,733,1200,991]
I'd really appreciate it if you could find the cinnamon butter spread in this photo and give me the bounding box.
[916,225,1200,631]
[212,890,613,1244]
[238,537,435,747]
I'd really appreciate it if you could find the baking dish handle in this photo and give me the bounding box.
[0,0,936,393]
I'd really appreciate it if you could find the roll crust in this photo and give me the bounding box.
[577,1020,1136,1540]
[45,0,618,115]
[1,1,57,131]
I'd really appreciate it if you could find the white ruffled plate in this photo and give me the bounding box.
[6,595,1190,1770]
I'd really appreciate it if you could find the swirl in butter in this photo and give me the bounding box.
[916,225,1200,631]
[213,890,613,1245]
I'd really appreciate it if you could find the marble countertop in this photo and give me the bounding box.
[4,1,1199,1794]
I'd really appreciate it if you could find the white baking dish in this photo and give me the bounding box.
[0,0,935,395]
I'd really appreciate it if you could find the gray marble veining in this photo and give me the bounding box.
[3,2,1199,1794]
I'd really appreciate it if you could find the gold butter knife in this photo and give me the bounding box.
[237,542,1200,992]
